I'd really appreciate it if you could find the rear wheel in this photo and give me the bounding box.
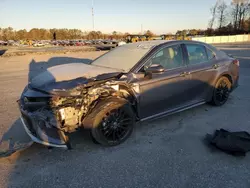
[91,99,135,146]
[211,76,232,106]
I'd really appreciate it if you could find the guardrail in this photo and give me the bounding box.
[192,34,250,44]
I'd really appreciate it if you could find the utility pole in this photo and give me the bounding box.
[92,0,95,31]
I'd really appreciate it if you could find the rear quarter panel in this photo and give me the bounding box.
[214,57,237,86]
[206,43,238,87]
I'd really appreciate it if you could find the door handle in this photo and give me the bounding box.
[180,72,186,77]
[179,72,190,77]
[213,64,219,69]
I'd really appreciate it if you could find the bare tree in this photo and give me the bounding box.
[2,27,14,41]
[96,31,102,39]
[231,0,250,31]
[189,29,199,36]
[144,30,155,37]
[232,0,240,30]
[209,1,219,29]
[217,0,228,28]
[238,0,250,30]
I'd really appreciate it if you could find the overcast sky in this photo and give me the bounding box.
[0,0,232,34]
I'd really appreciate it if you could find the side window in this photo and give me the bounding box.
[206,48,216,60]
[154,50,163,58]
[186,44,208,65]
[149,45,184,70]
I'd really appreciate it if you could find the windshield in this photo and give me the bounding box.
[91,43,154,72]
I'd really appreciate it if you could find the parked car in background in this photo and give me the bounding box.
[43,40,50,45]
[118,41,126,46]
[64,40,70,46]
[0,41,8,46]
[18,40,239,149]
[69,40,76,46]
[33,42,45,47]
[7,40,15,46]
[84,40,93,45]
[51,40,58,46]
[75,40,85,46]
[95,40,118,50]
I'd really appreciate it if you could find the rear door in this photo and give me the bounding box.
[184,43,218,101]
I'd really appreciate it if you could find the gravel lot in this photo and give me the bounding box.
[0,46,249,188]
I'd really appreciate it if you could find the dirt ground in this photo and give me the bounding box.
[0,47,249,188]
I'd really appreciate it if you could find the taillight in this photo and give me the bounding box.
[233,59,240,66]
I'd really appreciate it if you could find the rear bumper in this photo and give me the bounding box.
[18,101,68,149]
[231,76,239,92]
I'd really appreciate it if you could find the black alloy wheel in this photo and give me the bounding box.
[212,76,232,106]
[99,108,133,144]
[91,98,135,146]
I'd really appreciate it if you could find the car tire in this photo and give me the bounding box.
[91,98,135,146]
[210,76,232,106]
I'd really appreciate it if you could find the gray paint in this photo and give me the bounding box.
[30,63,119,88]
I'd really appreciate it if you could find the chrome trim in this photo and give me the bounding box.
[20,116,67,149]
[140,101,206,122]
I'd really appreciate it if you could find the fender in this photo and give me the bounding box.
[82,97,130,129]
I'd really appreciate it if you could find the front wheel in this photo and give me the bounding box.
[91,99,135,146]
[211,76,232,106]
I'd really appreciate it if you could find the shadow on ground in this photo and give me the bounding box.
[0,49,7,56]
[0,119,33,157]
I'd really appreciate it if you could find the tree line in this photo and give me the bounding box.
[175,0,250,38]
[207,0,250,35]
[0,28,131,41]
[0,28,158,41]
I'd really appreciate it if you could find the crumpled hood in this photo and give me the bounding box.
[30,63,122,92]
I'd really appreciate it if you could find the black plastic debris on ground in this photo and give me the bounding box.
[205,129,250,157]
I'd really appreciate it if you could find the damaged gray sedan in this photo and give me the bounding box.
[18,40,239,148]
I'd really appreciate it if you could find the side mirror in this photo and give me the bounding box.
[145,64,165,74]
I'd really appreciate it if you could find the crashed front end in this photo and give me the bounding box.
[18,78,126,149]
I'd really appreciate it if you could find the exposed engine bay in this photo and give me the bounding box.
[19,77,137,147]
[49,81,132,133]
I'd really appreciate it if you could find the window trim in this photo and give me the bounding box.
[205,47,217,60]
[136,43,187,73]
[184,43,211,65]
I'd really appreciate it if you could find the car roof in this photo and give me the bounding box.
[142,40,219,51]
[123,40,171,50]
[123,40,213,50]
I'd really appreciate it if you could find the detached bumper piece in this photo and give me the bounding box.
[19,103,70,149]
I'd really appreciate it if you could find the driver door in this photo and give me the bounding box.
[137,44,191,119]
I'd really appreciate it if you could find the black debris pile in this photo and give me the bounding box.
[205,129,250,156]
